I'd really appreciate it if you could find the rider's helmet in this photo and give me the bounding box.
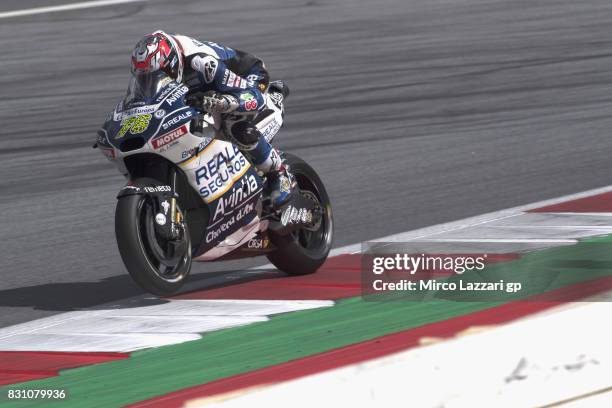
[131,31,184,82]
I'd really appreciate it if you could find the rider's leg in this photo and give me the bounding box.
[229,119,294,208]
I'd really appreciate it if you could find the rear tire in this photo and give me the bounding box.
[115,178,192,296]
[266,153,333,275]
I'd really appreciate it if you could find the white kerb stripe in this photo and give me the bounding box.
[0,0,149,19]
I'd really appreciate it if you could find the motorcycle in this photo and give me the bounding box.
[94,73,333,296]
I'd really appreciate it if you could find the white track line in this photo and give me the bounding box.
[0,0,148,19]
[0,300,333,352]
[548,212,612,217]
[335,184,612,255]
[420,238,578,243]
[494,226,612,229]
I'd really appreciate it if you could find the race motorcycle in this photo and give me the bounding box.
[94,73,333,296]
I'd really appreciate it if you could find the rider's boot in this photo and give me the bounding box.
[265,154,295,208]
[249,137,295,208]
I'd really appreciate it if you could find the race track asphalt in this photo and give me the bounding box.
[1,0,612,327]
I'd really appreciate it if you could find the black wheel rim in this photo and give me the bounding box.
[135,196,191,283]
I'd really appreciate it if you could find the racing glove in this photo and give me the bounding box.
[201,93,239,114]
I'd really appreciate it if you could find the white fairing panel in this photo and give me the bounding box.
[194,216,261,261]
[151,123,213,165]
[177,137,252,204]
[257,93,284,143]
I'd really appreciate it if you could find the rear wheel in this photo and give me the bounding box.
[115,179,192,296]
[266,153,333,275]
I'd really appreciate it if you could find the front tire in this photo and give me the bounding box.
[266,153,334,275]
[115,181,192,296]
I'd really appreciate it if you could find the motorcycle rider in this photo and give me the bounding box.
[130,30,293,208]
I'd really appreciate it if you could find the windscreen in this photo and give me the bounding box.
[125,71,173,105]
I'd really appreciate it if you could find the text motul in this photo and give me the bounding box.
[152,125,187,149]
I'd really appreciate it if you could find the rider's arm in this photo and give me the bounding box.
[190,55,265,114]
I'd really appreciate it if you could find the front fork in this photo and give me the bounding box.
[151,168,182,241]
[168,169,181,240]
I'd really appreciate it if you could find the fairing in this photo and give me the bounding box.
[98,76,284,259]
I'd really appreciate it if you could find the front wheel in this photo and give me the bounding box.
[266,153,334,275]
[115,181,192,296]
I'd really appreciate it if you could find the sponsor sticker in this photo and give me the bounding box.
[205,201,255,244]
[223,71,248,89]
[114,105,156,121]
[281,205,313,226]
[195,144,249,201]
[247,238,269,249]
[224,71,236,87]
[181,138,212,160]
[152,125,188,150]
[261,118,281,141]
[165,86,189,105]
[210,174,260,223]
[240,92,258,111]
[160,76,173,87]
[143,185,171,193]
[245,99,258,111]
[162,110,193,130]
